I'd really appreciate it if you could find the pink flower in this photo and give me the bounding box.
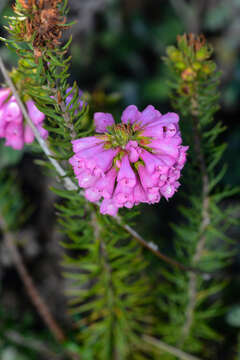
[121,105,141,125]
[138,105,161,126]
[100,199,119,217]
[147,189,161,204]
[139,149,166,174]
[70,104,188,216]
[114,182,134,208]
[69,155,86,175]
[85,187,102,202]
[117,155,136,187]
[77,169,98,188]
[5,122,24,150]
[133,180,148,205]
[160,183,176,200]
[85,168,117,202]
[73,143,105,164]
[0,88,48,150]
[176,146,189,169]
[0,88,11,107]
[94,113,115,133]
[26,100,45,124]
[151,112,179,127]
[137,165,159,190]
[36,124,48,140]
[165,123,178,138]
[125,141,139,162]
[86,149,119,177]
[141,123,164,138]
[72,137,103,152]
[24,125,35,144]
[4,98,22,123]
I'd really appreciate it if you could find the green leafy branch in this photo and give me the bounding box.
[154,34,240,357]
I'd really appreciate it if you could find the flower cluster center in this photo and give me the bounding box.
[107,123,136,148]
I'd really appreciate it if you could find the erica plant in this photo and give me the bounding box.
[0,1,239,360]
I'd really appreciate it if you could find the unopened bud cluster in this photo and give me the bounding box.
[166,34,216,96]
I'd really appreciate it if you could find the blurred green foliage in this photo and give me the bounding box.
[0,142,23,169]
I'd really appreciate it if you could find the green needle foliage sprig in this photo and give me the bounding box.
[1,1,155,358]
[0,170,24,230]
[155,34,239,357]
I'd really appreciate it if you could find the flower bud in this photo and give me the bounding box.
[181,67,196,82]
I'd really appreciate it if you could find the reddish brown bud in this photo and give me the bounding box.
[14,0,68,57]
[181,67,196,82]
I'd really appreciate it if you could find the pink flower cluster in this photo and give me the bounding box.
[0,88,48,150]
[70,105,188,216]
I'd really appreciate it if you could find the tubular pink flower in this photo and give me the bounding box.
[121,105,141,125]
[137,165,158,190]
[146,189,161,204]
[0,107,7,137]
[139,148,166,174]
[94,112,115,133]
[152,112,179,126]
[69,155,86,175]
[148,135,182,150]
[73,143,105,165]
[133,180,148,205]
[0,88,11,107]
[138,105,161,126]
[5,135,24,150]
[150,138,180,159]
[71,145,113,177]
[168,168,181,183]
[77,169,98,188]
[158,173,168,187]
[156,154,176,167]
[165,123,178,138]
[5,122,24,150]
[160,183,176,200]
[36,124,49,140]
[114,182,134,208]
[4,99,22,124]
[26,100,45,124]
[72,136,103,152]
[0,87,48,150]
[126,141,140,162]
[5,122,23,137]
[91,168,117,199]
[0,126,5,138]
[100,199,119,217]
[24,125,35,144]
[176,146,189,169]
[86,149,119,177]
[117,155,136,187]
[141,123,164,138]
[70,105,188,216]
[85,188,102,203]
